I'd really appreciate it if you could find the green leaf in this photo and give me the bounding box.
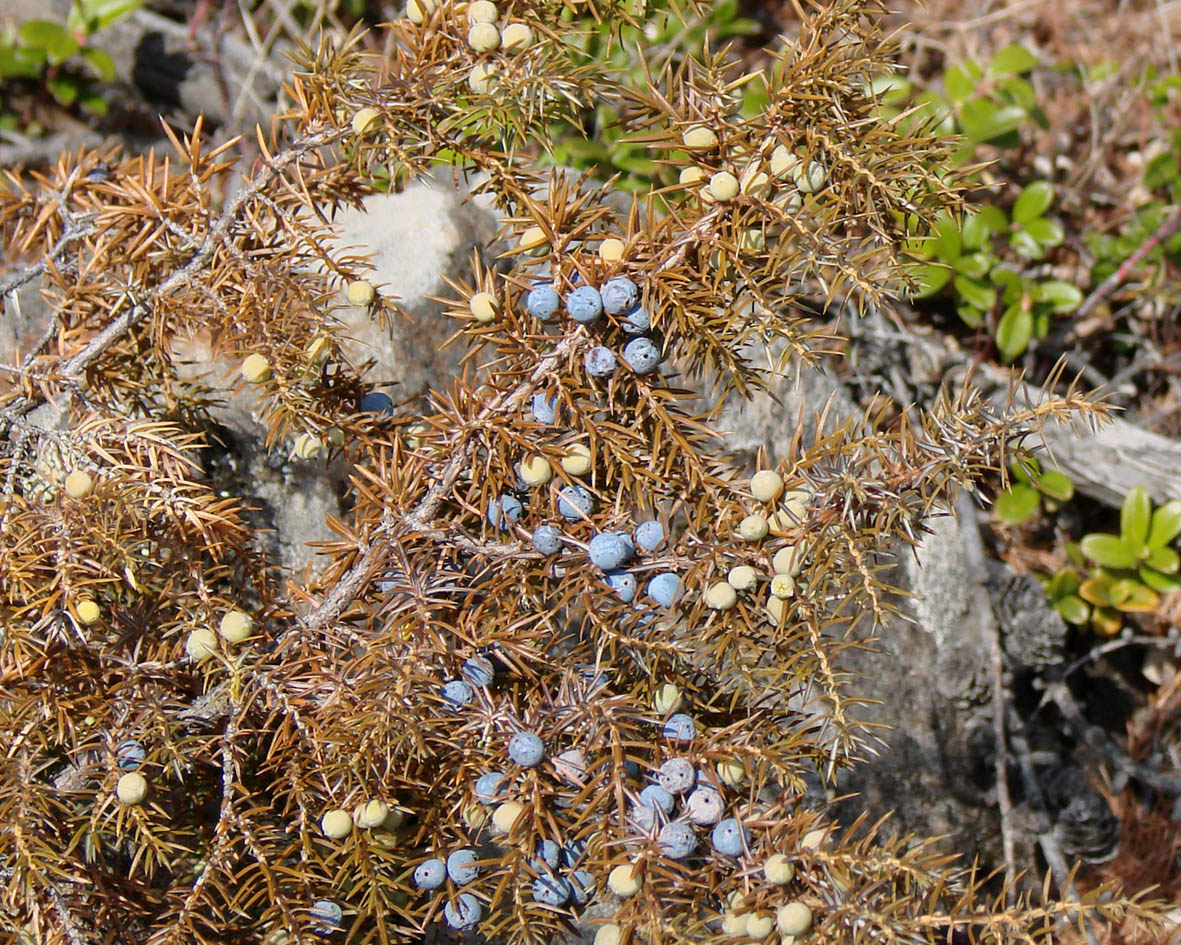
[1048,567,1081,597]
[1080,533,1141,569]
[1113,581,1159,612]
[960,100,1027,143]
[1032,280,1083,314]
[1013,181,1055,224]
[1144,545,1180,574]
[955,302,984,327]
[0,45,45,79]
[993,484,1041,525]
[46,75,80,106]
[80,0,143,30]
[1079,574,1114,607]
[908,263,952,298]
[1009,229,1045,260]
[996,76,1037,110]
[1121,485,1152,547]
[945,60,983,103]
[1144,152,1180,190]
[995,303,1033,362]
[1091,606,1123,636]
[928,212,962,262]
[1033,307,1051,339]
[1147,499,1181,548]
[1023,216,1064,248]
[961,206,1005,250]
[989,44,1038,76]
[79,90,108,115]
[80,47,115,83]
[1036,470,1074,502]
[991,266,1025,304]
[19,19,69,49]
[954,252,992,278]
[1055,595,1090,625]
[1141,567,1181,594]
[953,275,996,311]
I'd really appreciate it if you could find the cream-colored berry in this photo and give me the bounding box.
[354,799,390,829]
[795,160,828,194]
[599,237,626,262]
[294,433,323,461]
[467,0,498,23]
[470,291,497,323]
[767,507,797,536]
[708,171,740,202]
[738,514,769,541]
[682,125,718,150]
[800,827,828,850]
[783,489,812,520]
[770,145,800,178]
[679,166,705,186]
[717,757,746,787]
[765,594,787,623]
[772,544,801,577]
[462,801,489,829]
[721,912,748,936]
[320,808,353,839]
[776,902,813,936]
[770,574,795,599]
[654,682,683,714]
[705,581,738,610]
[467,22,500,52]
[117,772,148,805]
[740,229,766,253]
[518,225,548,253]
[347,280,376,306]
[741,167,771,196]
[241,353,272,383]
[727,565,757,591]
[468,62,496,93]
[185,627,217,661]
[763,853,795,885]
[492,801,525,834]
[746,914,775,939]
[406,0,438,24]
[406,422,429,450]
[593,925,622,945]
[218,610,253,643]
[501,22,533,50]
[560,443,592,476]
[351,107,381,136]
[751,469,784,502]
[64,469,93,498]
[305,335,332,367]
[776,188,805,212]
[76,599,101,625]
[607,863,641,898]
[518,455,553,487]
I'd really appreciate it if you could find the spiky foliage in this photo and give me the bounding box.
[0,1,1166,944]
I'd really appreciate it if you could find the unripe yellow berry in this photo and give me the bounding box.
[653,682,683,714]
[726,891,747,911]
[351,106,381,137]
[354,799,390,829]
[560,443,592,476]
[727,565,757,591]
[64,469,93,498]
[751,469,784,502]
[593,925,622,945]
[219,610,253,643]
[679,166,705,186]
[518,455,553,487]
[76,599,101,625]
[607,863,641,898]
[738,514,768,541]
[501,22,533,50]
[462,801,489,829]
[492,801,525,835]
[682,125,718,150]
[765,594,787,624]
[721,912,748,935]
[763,853,795,885]
[347,280,376,306]
[599,237,626,262]
[320,808,352,839]
[467,0,498,23]
[741,167,770,196]
[468,22,500,51]
[770,145,800,178]
[294,433,323,461]
[185,627,217,661]
[470,291,497,323]
[783,488,812,521]
[406,422,429,450]
[717,757,746,787]
[518,225,548,253]
[772,544,801,577]
[117,772,148,805]
[707,171,740,202]
[776,188,805,212]
[241,353,272,383]
[767,507,800,536]
[468,62,496,93]
[795,160,828,193]
[405,0,437,23]
[305,335,332,368]
[740,229,766,253]
[770,573,795,599]
[776,902,813,937]
[705,581,738,610]
[381,806,405,831]
[746,913,775,939]
[800,827,829,850]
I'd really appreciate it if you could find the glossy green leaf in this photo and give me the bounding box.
[1010,456,1040,484]
[80,47,115,82]
[1079,574,1114,607]
[1048,567,1081,597]
[46,75,79,106]
[1036,470,1074,502]
[996,76,1037,110]
[1054,595,1090,625]
[1012,180,1055,224]
[993,484,1041,525]
[1023,216,1064,248]
[995,303,1033,362]
[1033,307,1051,339]
[954,252,992,278]
[1009,229,1044,260]
[989,44,1038,76]
[1080,533,1140,569]
[961,206,1005,249]
[990,266,1025,304]
[0,45,44,79]
[1032,280,1083,314]
[1141,567,1181,593]
[1145,152,1181,190]
[1091,606,1123,636]
[953,275,996,311]
[1121,486,1151,547]
[80,0,141,30]
[960,100,1027,143]
[19,19,69,49]
[928,212,962,262]
[1144,545,1180,574]
[1113,581,1160,612]
[909,263,952,298]
[945,60,983,103]
[1147,499,1181,548]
